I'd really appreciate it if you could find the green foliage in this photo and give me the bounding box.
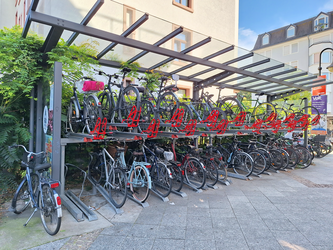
[120,61,141,79]
[143,69,165,91]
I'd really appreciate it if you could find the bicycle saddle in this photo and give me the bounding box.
[121,67,131,73]
[162,84,178,92]
[154,146,164,155]
[136,86,145,93]
[133,151,143,156]
[115,146,126,152]
[159,76,169,82]
[255,92,265,96]
[206,94,214,99]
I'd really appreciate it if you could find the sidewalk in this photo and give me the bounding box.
[1,153,333,250]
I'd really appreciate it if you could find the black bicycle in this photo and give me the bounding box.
[9,145,62,235]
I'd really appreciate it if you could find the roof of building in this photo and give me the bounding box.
[253,11,333,51]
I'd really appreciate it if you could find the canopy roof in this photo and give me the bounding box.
[23,0,332,99]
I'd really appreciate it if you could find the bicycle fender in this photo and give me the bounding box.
[52,190,62,218]
[88,94,101,108]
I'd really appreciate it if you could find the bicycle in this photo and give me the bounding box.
[88,143,128,208]
[65,74,103,134]
[9,145,62,235]
[97,68,141,125]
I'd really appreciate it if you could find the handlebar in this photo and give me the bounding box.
[9,144,45,156]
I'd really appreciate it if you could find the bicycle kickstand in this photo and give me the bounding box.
[24,208,38,227]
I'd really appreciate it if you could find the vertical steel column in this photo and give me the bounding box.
[52,62,63,191]
[304,98,308,148]
[36,81,43,152]
[29,87,35,152]
[193,82,200,100]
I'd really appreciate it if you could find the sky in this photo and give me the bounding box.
[238,0,333,50]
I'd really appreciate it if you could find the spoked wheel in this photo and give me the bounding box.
[168,164,183,192]
[269,149,283,170]
[178,102,193,130]
[275,108,288,121]
[107,168,127,208]
[12,174,39,214]
[232,152,253,177]
[156,92,179,123]
[191,102,211,121]
[214,154,228,182]
[86,95,102,133]
[184,158,206,189]
[285,147,298,168]
[39,185,61,235]
[151,163,172,198]
[98,92,113,122]
[67,100,80,133]
[202,158,219,186]
[139,100,155,131]
[118,86,141,126]
[254,102,276,122]
[88,153,104,185]
[294,106,319,127]
[248,151,266,175]
[129,165,150,203]
[219,97,244,121]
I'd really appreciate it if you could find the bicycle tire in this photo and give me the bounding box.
[178,102,193,129]
[118,86,141,124]
[248,150,266,175]
[219,97,244,121]
[98,91,113,122]
[130,165,150,203]
[211,107,227,122]
[67,99,80,133]
[191,102,211,121]
[11,173,39,214]
[275,107,288,121]
[151,162,172,198]
[285,147,298,168]
[168,164,183,192]
[294,106,319,127]
[212,151,228,181]
[107,168,127,208]
[184,157,206,189]
[140,100,155,131]
[88,152,104,184]
[278,148,289,170]
[39,185,61,235]
[268,149,283,170]
[295,145,312,169]
[232,152,253,177]
[254,102,276,122]
[202,158,219,186]
[156,91,179,123]
[86,95,102,133]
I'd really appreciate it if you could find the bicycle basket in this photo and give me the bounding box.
[164,151,174,161]
[21,152,45,169]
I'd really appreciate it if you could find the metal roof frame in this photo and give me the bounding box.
[23,0,333,99]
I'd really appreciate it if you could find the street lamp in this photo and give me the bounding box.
[318,48,333,76]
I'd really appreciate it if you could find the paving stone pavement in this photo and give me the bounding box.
[2,152,333,250]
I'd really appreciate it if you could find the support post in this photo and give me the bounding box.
[52,62,63,188]
[36,81,43,152]
[29,87,35,152]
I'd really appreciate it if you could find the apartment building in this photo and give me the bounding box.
[253,11,333,129]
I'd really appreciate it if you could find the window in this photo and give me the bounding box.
[173,0,193,13]
[177,89,186,98]
[322,51,331,63]
[123,6,136,54]
[283,45,290,56]
[291,43,298,53]
[314,13,329,31]
[173,26,192,64]
[287,26,295,38]
[262,34,269,45]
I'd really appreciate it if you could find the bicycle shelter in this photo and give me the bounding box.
[22,0,333,221]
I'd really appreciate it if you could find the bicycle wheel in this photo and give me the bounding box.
[39,185,61,235]
[67,100,80,133]
[156,91,179,123]
[278,148,289,170]
[295,145,312,169]
[268,149,283,170]
[213,152,228,181]
[191,102,211,121]
[168,164,183,192]
[219,97,244,121]
[118,86,141,124]
[275,107,288,121]
[202,158,219,186]
[294,106,319,127]
[129,165,150,203]
[98,91,113,122]
[254,102,276,122]
[178,102,193,129]
[232,152,253,177]
[140,100,155,131]
[184,157,206,189]
[151,163,172,198]
[88,153,104,184]
[248,150,266,175]
[12,174,39,214]
[107,168,127,208]
[86,95,102,133]
[211,107,227,122]
[285,147,298,168]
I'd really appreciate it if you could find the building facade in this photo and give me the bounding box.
[253,11,333,129]
[7,0,240,99]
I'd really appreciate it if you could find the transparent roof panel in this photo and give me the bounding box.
[29,0,324,96]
